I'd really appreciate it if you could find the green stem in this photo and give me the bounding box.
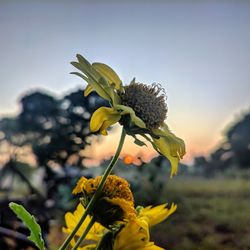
[95,231,113,250]
[71,217,95,250]
[59,128,126,250]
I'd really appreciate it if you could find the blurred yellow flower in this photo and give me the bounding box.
[71,54,185,176]
[63,203,176,250]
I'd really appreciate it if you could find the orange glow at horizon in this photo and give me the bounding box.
[83,127,157,167]
[0,122,224,168]
[83,123,223,167]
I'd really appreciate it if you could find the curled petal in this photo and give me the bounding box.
[155,123,186,158]
[152,137,181,177]
[84,84,95,97]
[90,107,121,135]
[115,104,146,129]
[153,137,185,177]
[152,123,186,177]
[93,62,122,90]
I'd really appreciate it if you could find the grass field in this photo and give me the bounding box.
[48,177,250,250]
[150,177,250,250]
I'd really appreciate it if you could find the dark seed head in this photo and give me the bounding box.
[119,82,167,129]
[93,198,124,228]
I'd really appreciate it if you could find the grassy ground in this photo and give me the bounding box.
[150,177,250,250]
[48,177,250,250]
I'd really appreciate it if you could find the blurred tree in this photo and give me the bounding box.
[0,87,109,206]
[0,89,107,206]
[0,88,108,248]
[191,109,250,176]
[226,112,250,168]
[0,89,107,169]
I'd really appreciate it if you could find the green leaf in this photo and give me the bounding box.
[132,135,147,147]
[141,134,159,152]
[95,231,113,250]
[9,202,46,250]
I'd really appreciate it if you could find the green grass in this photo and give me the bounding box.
[150,177,250,250]
[48,177,250,250]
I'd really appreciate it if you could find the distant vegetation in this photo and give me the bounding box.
[0,89,108,169]
[0,88,107,249]
[0,86,249,249]
[192,109,250,177]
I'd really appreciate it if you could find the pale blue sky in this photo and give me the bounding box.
[1,0,250,159]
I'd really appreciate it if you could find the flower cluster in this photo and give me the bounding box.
[63,175,177,250]
[60,55,186,250]
[73,175,136,227]
[8,55,186,250]
[71,54,185,177]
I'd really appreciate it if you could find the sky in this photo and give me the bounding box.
[1,0,250,164]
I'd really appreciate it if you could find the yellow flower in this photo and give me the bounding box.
[113,218,164,250]
[137,203,177,227]
[78,245,96,250]
[71,54,186,176]
[62,203,106,245]
[72,176,88,195]
[63,203,176,250]
[113,203,177,250]
[72,175,136,227]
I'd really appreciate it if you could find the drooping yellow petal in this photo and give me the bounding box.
[113,218,164,250]
[138,203,177,227]
[90,107,121,135]
[153,137,179,177]
[153,123,186,177]
[115,104,146,129]
[99,119,117,135]
[93,62,122,90]
[154,123,186,159]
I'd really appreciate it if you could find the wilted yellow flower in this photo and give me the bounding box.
[72,175,136,227]
[63,203,176,249]
[71,55,185,176]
